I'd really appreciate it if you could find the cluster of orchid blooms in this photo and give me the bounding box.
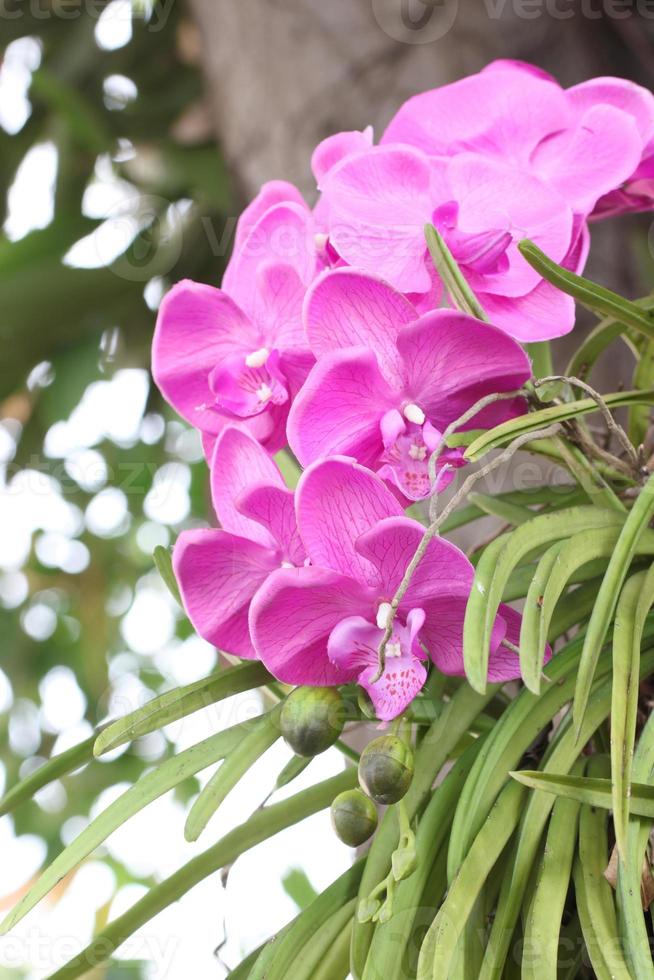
[152,60,654,721]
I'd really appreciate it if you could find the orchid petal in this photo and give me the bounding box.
[287,348,396,468]
[397,310,530,429]
[152,280,259,434]
[296,457,403,585]
[173,529,279,658]
[303,268,416,386]
[209,426,283,546]
[249,566,373,685]
[237,483,305,565]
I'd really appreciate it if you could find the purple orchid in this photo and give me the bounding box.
[316,141,585,341]
[173,425,305,657]
[287,269,531,501]
[382,59,650,220]
[310,60,653,341]
[250,457,532,721]
[152,181,319,453]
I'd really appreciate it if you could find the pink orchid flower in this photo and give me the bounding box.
[287,269,531,501]
[152,181,319,454]
[250,457,533,721]
[173,425,305,657]
[316,140,585,341]
[382,59,648,220]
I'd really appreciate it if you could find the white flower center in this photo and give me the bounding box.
[280,560,293,568]
[386,639,402,658]
[403,402,425,425]
[314,232,328,250]
[376,601,393,629]
[257,383,273,403]
[245,347,270,368]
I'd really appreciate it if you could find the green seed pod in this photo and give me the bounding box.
[331,789,378,846]
[358,735,414,805]
[280,686,345,757]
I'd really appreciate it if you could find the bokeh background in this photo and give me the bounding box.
[1,1,653,976]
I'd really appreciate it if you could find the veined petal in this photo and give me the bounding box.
[303,268,416,386]
[479,281,576,343]
[397,310,530,429]
[152,280,259,434]
[287,348,397,468]
[249,566,374,685]
[321,145,434,293]
[173,529,279,658]
[209,426,284,546]
[237,483,305,565]
[531,104,642,214]
[296,457,403,586]
[446,154,573,297]
[354,516,473,605]
[312,127,374,186]
[382,66,569,163]
[232,180,306,253]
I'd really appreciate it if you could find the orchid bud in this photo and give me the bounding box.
[280,686,344,757]
[331,789,378,847]
[358,735,414,805]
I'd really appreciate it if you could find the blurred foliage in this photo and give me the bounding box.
[0,0,233,962]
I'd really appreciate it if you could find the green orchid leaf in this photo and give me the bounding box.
[184,706,282,842]
[464,388,654,462]
[94,660,272,756]
[573,471,654,736]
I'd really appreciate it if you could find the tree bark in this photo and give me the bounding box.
[187,0,653,201]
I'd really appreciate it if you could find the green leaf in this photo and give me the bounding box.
[363,740,484,980]
[464,388,654,461]
[574,471,654,736]
[45,769,358,980]
[521,760,584,980]
[565,309,645,381]
[152,545,182,605]
[184,705,282,842]
[311,918,353,980]
[518,541,564,693]
[351,683,496,978]
[466,492,533,526]
[518,240,654,340]
[424,224,487,320]
[0,733,96,817]
[478,660,653,979]
[255,863,363,980]
[0,717,262,935]
[525,340,553,380]
[629,335,654,447]
[282,869,319,912]
[274,753,312,790]
[463,506,624,693]
[94,660,272,756]
[612,565,654,861]
[509,770,654,817]
[521,526,654,693]
[574,756,631,980]
[416,780,526,980]
[448,630,613,883]
[616,712,654,979]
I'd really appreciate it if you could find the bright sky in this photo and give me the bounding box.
[0,7,352,976]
